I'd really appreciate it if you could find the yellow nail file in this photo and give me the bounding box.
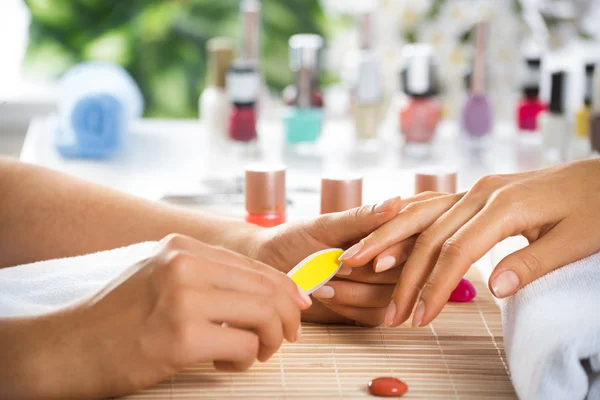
[287,248,344,295]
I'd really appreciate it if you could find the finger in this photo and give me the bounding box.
[339,193,464,267]
[301,300,356,325]
[204,290,293,362]
[321,303,387,327]
[201,324,260,372]
[372,237,416,273]
[338,263,403,284]
[384,190,491,327]
[489,221,583,298]
[312,281,394,308]
[414,197,528,327]
[158,234,311,309]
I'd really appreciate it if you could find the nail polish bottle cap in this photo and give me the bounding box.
[245,164,286,215]
[401,44,437,97]
[289,34,324,108]
[227,60,260,105]
[320,175,363,214]
[415,167,457,194]
[584,63,595,106]
[358,12,373,51]
[521,57,542,99]
[470,21,488,95]
[240,0,261,62]
[206,37,235,89]
[548,70,566,115]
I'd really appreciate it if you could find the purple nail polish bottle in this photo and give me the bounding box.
[462,22,493,139]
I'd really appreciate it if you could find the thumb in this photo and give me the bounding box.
[488,225,574,298]
[312,197,403,246]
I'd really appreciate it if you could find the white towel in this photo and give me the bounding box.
[502,251,600,400]
[0,242,158,317]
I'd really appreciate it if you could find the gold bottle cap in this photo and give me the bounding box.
[415,168,457,194]
[320,175,363,214]
[245,164,286,215]
[207,37,235,89]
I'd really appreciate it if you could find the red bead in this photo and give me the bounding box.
[368,377,408,397]
[448,278,477,303]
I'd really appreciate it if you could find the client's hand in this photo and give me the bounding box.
[25,234,310,400]
[255,197,406,327]
[340,159,600,328]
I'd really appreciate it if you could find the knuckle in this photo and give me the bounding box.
[257,297,277,319]
[258,273,277,296]
[164,252,193,284]
[356,308,387,327]
[516,252,543,279]
[241,335,260,359]
[473,175,503,192]
[414,229,435,252]
[440,238,468,263]
[160,233,188,250]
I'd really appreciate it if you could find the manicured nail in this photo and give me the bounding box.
[491,270,520,298]
[412,300,425,327]
[339,241,364,261]
[384,301,397,327]
[297,286,313,307]
[374,256,396,273]
[295,325,302,342]
[312,285,335,300]
[374,197,398,214]
[336,264,352,277]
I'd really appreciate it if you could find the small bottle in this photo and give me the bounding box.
[283,34,325,146]
[400,44,441,156]
[517,57,546,133]
[538,70,570,164]
[320,176,363,214]
[590,62,600,153]
[227,60,260,144]
[352,12,384,143]
[575,63,594,139]
[240,0,260,63]
[462,22,493,140]
[414,168,457,194]
[199,37,234,143]
[244,164,286,227]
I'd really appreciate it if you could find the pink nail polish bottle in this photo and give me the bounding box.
[320,175,363,214]
[244,164,286,227]
[462,22,493,141]
[517,56,546,133]
[400,44,441,157]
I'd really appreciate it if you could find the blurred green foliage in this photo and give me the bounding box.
[24,0,328,118]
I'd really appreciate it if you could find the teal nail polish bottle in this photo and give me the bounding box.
[284,34,324,145]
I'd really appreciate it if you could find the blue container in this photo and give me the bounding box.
[56,62,143,159]
[283,107,323,145]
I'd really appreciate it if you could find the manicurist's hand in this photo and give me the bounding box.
[255,197,408,326]
[3,234,310,400]
[340,159,600,328]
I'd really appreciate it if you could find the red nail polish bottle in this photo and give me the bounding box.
[517,57,546,133]
[245,164,286,227]
[227,60,260,143]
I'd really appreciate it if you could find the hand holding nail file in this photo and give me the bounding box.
[287,249,344,295]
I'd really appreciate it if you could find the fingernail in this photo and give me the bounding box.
[412,300,425,327]
[491,270,520,298]
[336,264,352,277]
[374,197,398,214]
[297,286,313,307]
[374,256,396,273]
[384,301,397,327]
[295,325,302,342]
[339,241,363,261]
[312,285,335,300]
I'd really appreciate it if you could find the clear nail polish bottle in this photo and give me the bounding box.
[573,63,594,159]
[462,22,493,142]
[352,12,384,144]
[538,70,570,164]
[283,34,325,147]
[399,44,441,157]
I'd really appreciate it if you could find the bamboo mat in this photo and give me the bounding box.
[125,269,516,399]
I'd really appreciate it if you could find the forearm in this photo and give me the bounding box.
[0,157,264,268]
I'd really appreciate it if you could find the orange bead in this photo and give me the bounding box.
[368,377,408,397]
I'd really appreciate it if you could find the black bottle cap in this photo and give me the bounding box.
[521,56,541,98]
[584,63,595,106]
[549,71,565,114]
[526,57,541,68]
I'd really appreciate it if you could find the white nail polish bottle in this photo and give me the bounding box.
[538,70,570,165]
[199,37,234,145]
